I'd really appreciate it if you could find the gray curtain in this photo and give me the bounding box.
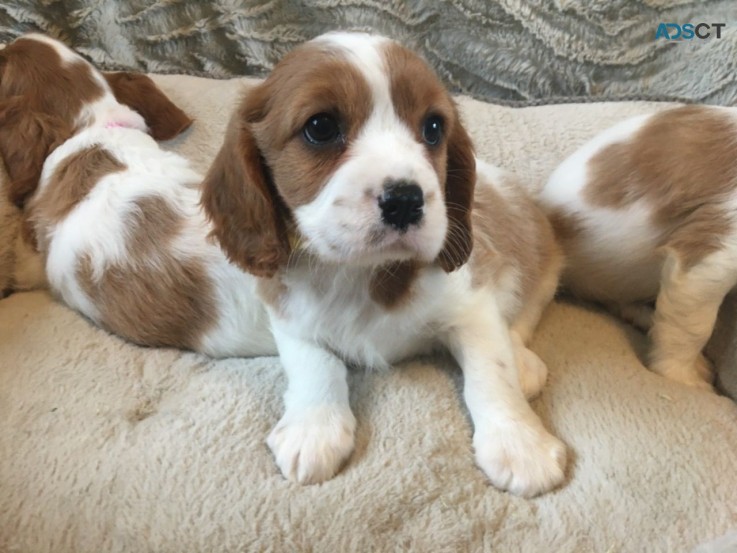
[0,1,734,105]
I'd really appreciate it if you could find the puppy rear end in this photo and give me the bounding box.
[540,105,737,391]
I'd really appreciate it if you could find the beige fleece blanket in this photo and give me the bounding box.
[1,76,736,553]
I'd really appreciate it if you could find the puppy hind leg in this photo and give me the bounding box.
[510,244,563,345]
[509,244,562,399]
[649,251,737,392]
[511,330,547,400]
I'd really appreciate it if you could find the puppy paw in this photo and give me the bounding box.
[694,354,715,383]
[516,347,548,400]
[267,404,356,484]
[474,421,566,498]
[652,355,715,393]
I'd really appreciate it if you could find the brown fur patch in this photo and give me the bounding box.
[666,203,734,268]
[546,209,583,245]
[586,105,737,268]
[103,72,193,141]
[19,215,39,253]
[201,100,292,278]
[0,38,103,124]
[0,98,72,209]
[382,42,476,273]
[30,146,125,249]
[252,44,373,208]
[0,38,104,206]
[470,176,557,308]
[369,261,418,309]
[78,196,216,350]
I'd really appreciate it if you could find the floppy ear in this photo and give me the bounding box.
[201,91,290,278]
[436,111,476,272]
[103,72,193,141]
[0,97,71,208]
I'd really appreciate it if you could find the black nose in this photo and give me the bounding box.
[379,182,424,231]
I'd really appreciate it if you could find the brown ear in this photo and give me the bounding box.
[103,72,193,141]
[437,111,476,272]
[201,92,290,278]
[0,97,71,208]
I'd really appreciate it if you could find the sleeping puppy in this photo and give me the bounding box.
[5,33,566,496]
[540,106,737,392]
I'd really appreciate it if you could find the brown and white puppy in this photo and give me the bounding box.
[0,34,194,298]
[0,34,279,357]
[540,106,737,392]
[202,32,565,496]
[6,32,565,496]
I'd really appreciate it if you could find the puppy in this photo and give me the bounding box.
[540,105,737,392]
[6,33,566,496]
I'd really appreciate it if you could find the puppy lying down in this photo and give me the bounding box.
[2,32,565,496]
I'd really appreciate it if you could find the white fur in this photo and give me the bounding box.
[39,126,267,357]
[27,34,564,496]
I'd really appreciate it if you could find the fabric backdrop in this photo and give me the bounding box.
[0,0,735,105]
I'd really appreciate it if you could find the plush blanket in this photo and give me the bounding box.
[1,75,736,553]
[0,1,735,105]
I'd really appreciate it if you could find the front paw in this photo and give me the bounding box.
[267,404,356,485]
[474,421,566,498]
[651,354,715,393]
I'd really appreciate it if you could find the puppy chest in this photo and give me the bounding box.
[279,271,447,367]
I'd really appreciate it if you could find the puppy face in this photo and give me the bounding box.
[204,32,476,277]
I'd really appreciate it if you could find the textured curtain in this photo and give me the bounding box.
[0,1,734,106]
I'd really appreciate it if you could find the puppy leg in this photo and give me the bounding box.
[649,251,737,391]
[511,245,563,345]
[267,325,356,484]
[448,293,566,497]
[511,330,547,400]
[510,247,562,399]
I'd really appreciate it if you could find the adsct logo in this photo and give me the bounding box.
[656,23,726,40]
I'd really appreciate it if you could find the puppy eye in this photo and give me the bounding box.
[303,113,340,145]
[422,115,444,146]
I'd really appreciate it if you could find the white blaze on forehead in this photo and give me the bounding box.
[311,32,394,119]
[309,32,422,180]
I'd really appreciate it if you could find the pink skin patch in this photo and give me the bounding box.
[105,121,134,129]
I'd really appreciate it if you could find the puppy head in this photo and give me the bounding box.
[203,32,476,278]
[0,34,192,207]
